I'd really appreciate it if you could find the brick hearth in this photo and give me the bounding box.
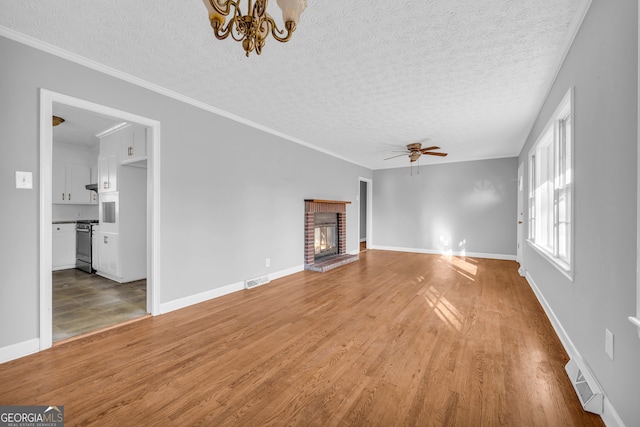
[304,199,358,272]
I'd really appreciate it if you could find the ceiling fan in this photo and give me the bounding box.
[384,143,448,162]
[384,143,448,175]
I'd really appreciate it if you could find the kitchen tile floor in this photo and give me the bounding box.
[52,269,147,342]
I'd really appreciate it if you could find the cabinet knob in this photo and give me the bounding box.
[68,193,71,201]
[104,236,108,244]
[62,193,65,201]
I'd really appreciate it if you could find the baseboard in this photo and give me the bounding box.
[0,338,40,364]
[159,264,305,315]
[371,245,516,261]
[524,272,625,427]
[159,281,245,314]
[269,264,304,281]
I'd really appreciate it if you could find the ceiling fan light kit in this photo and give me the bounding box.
[202,0,307,57]
[52,116,65,127]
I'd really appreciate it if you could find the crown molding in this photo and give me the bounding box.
[0,26,370,170]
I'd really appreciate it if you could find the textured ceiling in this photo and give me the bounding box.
[52,103,124,148]
[1,0,588,169]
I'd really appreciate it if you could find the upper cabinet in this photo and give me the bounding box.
[98,154,118,193]
[52,162,93,204]
[121,126,147,165]
[52,142,99,205]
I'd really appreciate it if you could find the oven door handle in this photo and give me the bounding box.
[76,228,91,233]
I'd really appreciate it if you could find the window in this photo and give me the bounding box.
[528,88,573,277]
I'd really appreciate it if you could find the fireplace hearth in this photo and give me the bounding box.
[304,199,358,272]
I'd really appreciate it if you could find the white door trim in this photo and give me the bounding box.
[39,89,161,350]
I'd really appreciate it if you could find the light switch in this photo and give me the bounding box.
[15,171,33,189]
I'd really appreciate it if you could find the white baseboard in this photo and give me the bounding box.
[159,281,245,314]
[52,264,75,272]
[0,338,40,364]
[524,272,625,427]
[269,264,304,281]
[371,245,516,261]
[159,264,305,315]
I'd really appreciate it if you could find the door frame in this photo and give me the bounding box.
[39,89,161,350]
[358,177,373,249]
[516,161,524,267]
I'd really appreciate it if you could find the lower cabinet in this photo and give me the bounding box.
[97,231,119,280]
[52,223,76,270]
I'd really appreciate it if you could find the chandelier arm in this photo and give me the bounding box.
[253,0,267,18]
[212,19,234,40]
[229,19,246,42]
[209,0,235,16]
[265,16,294,43]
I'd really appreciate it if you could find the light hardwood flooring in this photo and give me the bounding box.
[52,269,147,342]
[2,250,603,426]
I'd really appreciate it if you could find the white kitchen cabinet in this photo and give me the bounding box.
[52,162,92,204]
[52,223,76,270]
[98,154,117,193]
[121,125,147,164]
[97,231,119,279]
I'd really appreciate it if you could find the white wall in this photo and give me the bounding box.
[0,35,372,352]
[372,157,517,258]
[518,1,640,425]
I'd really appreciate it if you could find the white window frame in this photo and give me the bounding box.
[632,7,640,336]
[527,88,574,280]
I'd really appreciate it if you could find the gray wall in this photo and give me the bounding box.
[372,158,517,257]
[0,35,372,348]
[518,1,640,424]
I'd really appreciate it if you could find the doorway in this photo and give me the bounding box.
[359,177,373,251]
[40,89,161,350]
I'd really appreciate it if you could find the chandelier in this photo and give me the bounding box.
[202,0,307,57]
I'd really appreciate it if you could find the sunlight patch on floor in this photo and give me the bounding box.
[423,286,464,331]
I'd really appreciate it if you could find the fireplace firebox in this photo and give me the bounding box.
[314,213,338,260]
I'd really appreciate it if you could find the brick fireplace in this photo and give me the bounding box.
[304,199,359,272]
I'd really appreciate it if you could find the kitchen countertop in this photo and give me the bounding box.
[53,220,98,224]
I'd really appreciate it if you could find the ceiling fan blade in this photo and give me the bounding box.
[419,146,440,153]
[423,152,448,157]
[384,153,409,160]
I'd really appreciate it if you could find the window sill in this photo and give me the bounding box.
[527,240,573,281]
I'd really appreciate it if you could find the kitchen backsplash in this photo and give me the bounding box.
[52,204,98,222]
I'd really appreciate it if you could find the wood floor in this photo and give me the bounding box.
[1,250,603,426]
[52,269,147,341]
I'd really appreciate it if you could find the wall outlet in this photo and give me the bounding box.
[605,329,614,360]
[265,258,270,268]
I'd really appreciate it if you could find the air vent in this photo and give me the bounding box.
[245,275,270,290]
[565,358,603,414]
